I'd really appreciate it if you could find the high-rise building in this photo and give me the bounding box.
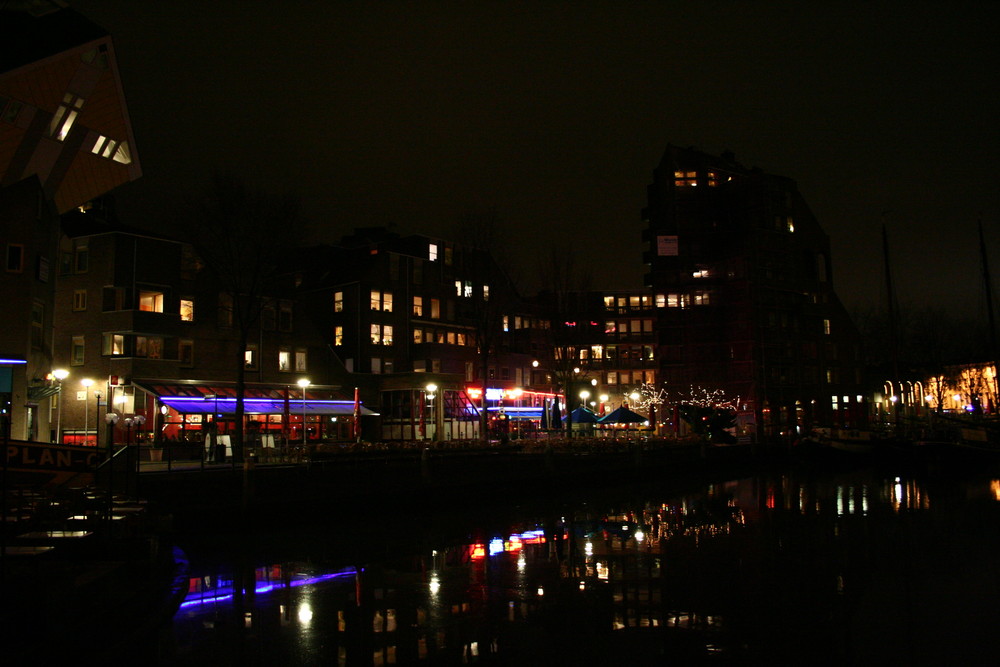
[643,146,864,443]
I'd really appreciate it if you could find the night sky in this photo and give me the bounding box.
[72,1,1000,317]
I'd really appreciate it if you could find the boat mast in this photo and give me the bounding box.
[882,223,900,430]
[979,220,999,411]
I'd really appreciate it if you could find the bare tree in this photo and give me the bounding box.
[181,174,303,461]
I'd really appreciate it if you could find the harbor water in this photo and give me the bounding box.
[165,461,1000,665]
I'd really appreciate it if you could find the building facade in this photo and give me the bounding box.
[643,146,864,443]
[1,4,141,441]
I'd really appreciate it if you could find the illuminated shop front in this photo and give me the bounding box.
[128,381,376,448]
[378,386,560,441]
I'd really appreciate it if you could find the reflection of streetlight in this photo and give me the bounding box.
[81,378,93,443]
[297,378,310,450]
[51,369,69,443]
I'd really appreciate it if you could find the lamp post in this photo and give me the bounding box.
[297,378,310,451]
[579,390,590,409]
[51,369,69,443]
[426,383,438,441]
[81,378,93,444]
[93,391,102,447]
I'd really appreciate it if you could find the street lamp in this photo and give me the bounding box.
[51,369,69,443]
[81,378,93,444]
[426,383,438,441]
[579,389,590,409]
[297,378,310,450]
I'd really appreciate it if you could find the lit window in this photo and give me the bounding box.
[455,280,462,297]
[48,93,84,141]
[786,217,795,233]
[413,328,423,345]
[413,296,423,316]
[673,170,697,187]
[667,294,680,308]
[605,321,616,334]
[295,349,307,372]
[655,294,666,308]
[139,291,164,313]
[103,333,124,356]
[503,316,509,332]
[73,289,87,311]
[707,171,718,187]
[457,333,466,346]
[334,291,344,312]
[370,324,382,344]
[463,281,473,298]
[603,296,615,311]
[278,348,291,371]
[245,345,258,369]
[823,319,831,335]
[429,244,438,261]
[383,325,393,346]
[334,326,343,346]
[693,268,710,279]
[482,285,490,301]
[180,299,194,322]
[430,299,440,319]
[382,292,393,313]
[693,291,711,306]
[607,371,617,385]
[371,290,381,310]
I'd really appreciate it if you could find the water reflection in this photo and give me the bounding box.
[170,467,1000,664]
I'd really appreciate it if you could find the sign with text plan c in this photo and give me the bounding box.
[657,235,678,256]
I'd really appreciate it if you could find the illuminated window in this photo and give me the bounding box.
[430,299,440,319]
[643,319,653,332]
[604,296,615,311]
[90,135,132,164]
[102,333,124,356]
[180,299,194,322]
[139,291,164,312]
[667,293,680,308]
[447,331,456,345]
[370,324,382,344]
[823,319,831,335]
[429,243,438,261]
[179,339,194,367]
[503,316,509,332]
[334,291,344,312]
[334,326,343,346]
[73,289,87,311]
[693,268,710,278]
[482,285,490,301]
[278,348,291,371]
[413,328,423,345]
[383,325,393,346]
[245,345,258,370]
[693,291,711,306]
[455,280,462,297]
[457,333,466,346]
[71,335,85,365]
[607,371,617,385]
[605,321,616,334]
[382,292,393,313]
[295,349,307,372]
[463,281,472,298]
[707,171,718,187]
[370,290,380,310]
[414,359,426,373]
[137,336,163,359]
[413,296,423,316]
[673,170,697,187]
[48,93,84,141]
[6,244,24,272]
[786,217,795,233]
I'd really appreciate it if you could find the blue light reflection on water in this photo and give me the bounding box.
[169,468,1000,665]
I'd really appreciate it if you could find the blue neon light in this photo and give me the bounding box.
[178,569,358,609]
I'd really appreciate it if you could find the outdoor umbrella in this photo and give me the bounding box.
[598,406,647,424]
[550,401,562,429]
[570,406,599,423]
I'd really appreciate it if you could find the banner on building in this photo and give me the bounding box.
[657,235,678,256]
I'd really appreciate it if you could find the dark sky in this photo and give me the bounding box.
[72,1,1000,317]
